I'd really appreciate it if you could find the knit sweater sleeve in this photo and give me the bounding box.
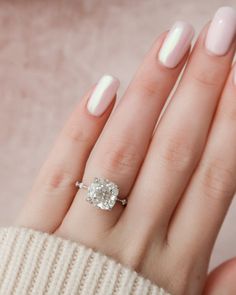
[0,227,170,295]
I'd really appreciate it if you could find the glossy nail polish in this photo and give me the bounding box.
[205,6,236,56]
[87,75,120,117]
[158,21,194,68]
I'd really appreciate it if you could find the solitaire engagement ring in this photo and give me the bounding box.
[75,177,127,210]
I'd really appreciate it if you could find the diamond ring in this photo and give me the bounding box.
[75,177,127,210]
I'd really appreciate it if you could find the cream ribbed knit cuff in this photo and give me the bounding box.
[0,227,170,295]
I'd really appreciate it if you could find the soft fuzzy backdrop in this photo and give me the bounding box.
[0,0,236,270]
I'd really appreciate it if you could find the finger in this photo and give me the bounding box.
[168,63,236,255]
[60,22,194,242]
[118,7,236,242]
[16,75,119,232]
[204,258,236,294]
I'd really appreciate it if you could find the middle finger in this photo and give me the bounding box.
[119,7,236,242]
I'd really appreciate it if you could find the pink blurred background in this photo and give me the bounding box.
[0,0,235,270]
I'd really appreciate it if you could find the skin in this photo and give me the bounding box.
[204,258,236,294]
[15,19,236,295]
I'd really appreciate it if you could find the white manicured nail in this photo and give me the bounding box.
[205,7,236,56]
[158,21,194,68]
[87,75,120,117]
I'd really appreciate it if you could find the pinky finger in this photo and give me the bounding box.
[16,75,119,232]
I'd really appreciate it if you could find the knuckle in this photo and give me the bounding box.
[100,139,140,175]
[135,79,160,98]
[191,67,220,88]
[200,159,235,201]
[158,134,197,172]
[63,120,91,145]
[43,165,74,191]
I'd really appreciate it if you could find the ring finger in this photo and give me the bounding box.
[60,23,194,242]
[17,75,119,232]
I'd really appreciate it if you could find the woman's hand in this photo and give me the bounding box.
[16,7,236,295]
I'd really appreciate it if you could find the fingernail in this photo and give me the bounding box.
[87,75,120,116]
[205,7,236,56]
[158,21,194,68]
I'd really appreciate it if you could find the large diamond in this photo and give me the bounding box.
[86,177,119,210]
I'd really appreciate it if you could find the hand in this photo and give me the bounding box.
[16,7,236,295]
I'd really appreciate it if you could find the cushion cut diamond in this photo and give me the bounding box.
[87,177,119,210]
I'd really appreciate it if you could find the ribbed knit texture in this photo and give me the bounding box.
[0,227,170,295]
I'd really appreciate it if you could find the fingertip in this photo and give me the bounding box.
[204,258,236,294]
